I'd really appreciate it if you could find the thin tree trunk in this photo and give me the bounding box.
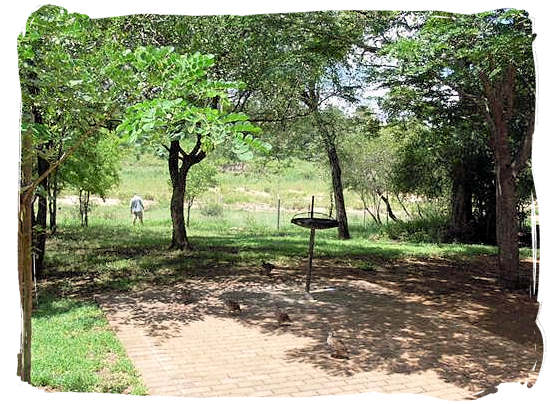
[450,162,473,241]
[18,126,33,383]
[325,139,350,239]
[378,192,398,222]
[47,170,58,234]
[186,197,194,228]
[302,89,350,239]
[375,196,382,223]
[360,194,379,224]
[33,156,49,280]
[395,193,411,218]
[84,191,90,227]
[48,144,63,234]
[79,189,84,226]
[416,203,423,219]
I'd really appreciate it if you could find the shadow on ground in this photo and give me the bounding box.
[91,256,540,394]
[42,228,541,396]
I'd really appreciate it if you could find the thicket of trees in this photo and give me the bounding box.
[17,6,536,382]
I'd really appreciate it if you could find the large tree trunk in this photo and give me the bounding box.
[450,162,473,241]
[170,176,190,249]
[490,87,520,287]
[480,65,532,289]
[168,141,191,250]
[325,139,351,239]
[495,162,519,288]
[168,140,205,250]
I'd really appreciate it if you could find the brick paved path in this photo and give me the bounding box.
[95,264,540,399]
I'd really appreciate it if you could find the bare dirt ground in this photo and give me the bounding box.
[58,195,157,208]
[94,255,541,399]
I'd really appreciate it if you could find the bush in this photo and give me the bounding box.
[200,202,224,217]
[382,213,449,243]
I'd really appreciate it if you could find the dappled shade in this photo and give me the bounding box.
[88,246,540,397]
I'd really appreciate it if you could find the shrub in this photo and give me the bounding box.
[382,213,449,243]
[200,202,224,217]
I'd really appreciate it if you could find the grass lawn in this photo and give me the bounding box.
[32,293,147,394]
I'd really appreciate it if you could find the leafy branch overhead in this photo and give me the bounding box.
[114,47,270,160]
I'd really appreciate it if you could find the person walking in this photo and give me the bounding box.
[130,194,145,225]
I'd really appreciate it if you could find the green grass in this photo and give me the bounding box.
[32,294,147,394]
[46,213,531,293]
[83,153,372,211]
[49,151,536,293]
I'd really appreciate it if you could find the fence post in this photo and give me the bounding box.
[277,196,281,233]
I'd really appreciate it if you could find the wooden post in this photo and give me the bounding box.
[277,197,281,233]
[305,196,315,293]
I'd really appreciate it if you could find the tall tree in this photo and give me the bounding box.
[18,6,103,381]
[17,5,159,381]
[114,48,268,249]
[107,12,389,239]
[383,9,535,287]
[380,84,496,242]
[60,132,122,226]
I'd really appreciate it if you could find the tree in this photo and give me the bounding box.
[60,132,122,226]
[341,125,401,224]
[18,6,104,382]
[185,161,219,227]
[115,47,268,250]
[17,5,148,381]
[380,85,496,242]
[108,12,386,240]
[382,9,535,287]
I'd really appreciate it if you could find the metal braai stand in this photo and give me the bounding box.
[291,196,339,294]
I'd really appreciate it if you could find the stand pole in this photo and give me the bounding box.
[305,196,315,293]
[306,228,315,293]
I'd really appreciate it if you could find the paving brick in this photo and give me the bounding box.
[95,281,538,401]
[182,386,214,395]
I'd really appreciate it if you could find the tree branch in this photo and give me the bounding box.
[249,111,311,123]
[189,134,202,157]
[20,125,99,201]
[513,113,535,174]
